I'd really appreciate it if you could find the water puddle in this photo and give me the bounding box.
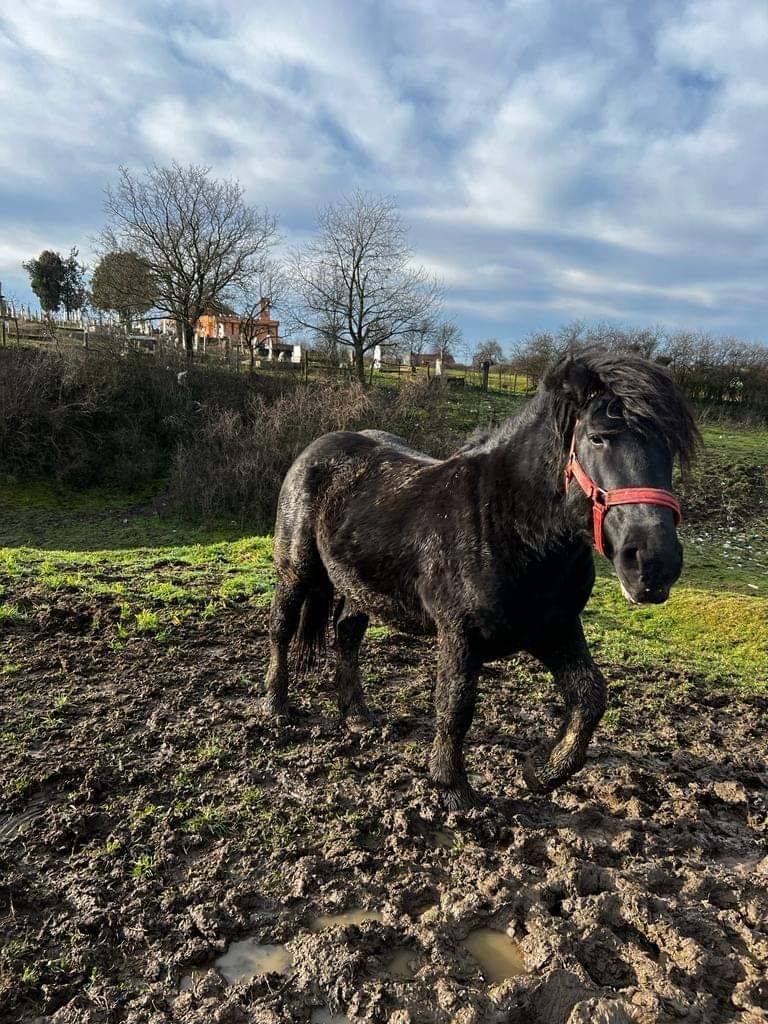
[180,939,291,989]
[386,949,416,979]
[462,928,526,983]
[311,1010,351,1023]
[181,908,385,992]
[433,829,456,849]
[309,909,382,932]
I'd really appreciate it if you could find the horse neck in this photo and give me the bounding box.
[480,395,573,549]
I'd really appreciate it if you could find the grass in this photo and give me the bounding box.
[698,424,768,459]
[0,485,275,637]
[585,577,768,692]
[1,409,766,692]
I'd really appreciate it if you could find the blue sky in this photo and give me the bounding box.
[1,0,767,352]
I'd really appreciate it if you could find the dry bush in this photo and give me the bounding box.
[168,376,466,523]
[0,347,464,519]
[169,381,377,523]
[0,345,260,488]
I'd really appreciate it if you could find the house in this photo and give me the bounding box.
[160,301,302,361]
[412,352,456,367]
[195,298,280,348]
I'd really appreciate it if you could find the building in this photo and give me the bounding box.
[195,298,280,348]
[159,301,303,362]
[412,352,456,368]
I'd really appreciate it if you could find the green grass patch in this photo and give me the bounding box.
[698,424,768,460]
[585,578,768,693]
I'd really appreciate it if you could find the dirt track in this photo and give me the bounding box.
[1,601,767,1023]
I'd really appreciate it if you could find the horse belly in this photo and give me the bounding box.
[321,550,432,635]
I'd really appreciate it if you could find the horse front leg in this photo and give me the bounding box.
[523,621,606,794]
[429,631,479,811]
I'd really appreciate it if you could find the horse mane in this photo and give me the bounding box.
[543,347,700,469]
[457,347,700,470]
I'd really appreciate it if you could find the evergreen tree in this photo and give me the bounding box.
[22,250,65,313]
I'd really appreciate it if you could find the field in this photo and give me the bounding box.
[1,406,767,1022]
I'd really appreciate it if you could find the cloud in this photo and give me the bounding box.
[1,0,766,345]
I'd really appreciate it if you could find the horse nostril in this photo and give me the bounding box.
[620,546,640,568]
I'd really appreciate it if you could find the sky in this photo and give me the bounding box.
[1,0,767,352]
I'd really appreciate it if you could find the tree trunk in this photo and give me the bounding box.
[354,344,366,386]
[184,322,195,363]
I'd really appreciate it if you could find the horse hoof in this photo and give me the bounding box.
[440,784,477,812]
[522,755,555,795]
[344,704,378,730]
[261,696,294,722]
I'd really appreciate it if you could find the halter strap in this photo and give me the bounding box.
[564,423,682,557]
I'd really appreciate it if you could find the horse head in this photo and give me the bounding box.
[545,349,700,604]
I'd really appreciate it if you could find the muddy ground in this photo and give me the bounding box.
[1,600,767,1024]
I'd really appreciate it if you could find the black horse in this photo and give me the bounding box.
[266,349,699,809]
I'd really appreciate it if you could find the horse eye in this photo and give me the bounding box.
[588,433,605,446]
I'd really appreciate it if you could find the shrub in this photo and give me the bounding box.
[0,346,281,488]
[168,378,464,524]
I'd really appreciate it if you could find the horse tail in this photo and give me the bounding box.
[293,572,334,671]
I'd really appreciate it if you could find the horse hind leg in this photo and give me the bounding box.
[264,574,305,718]
[333,601,374,726]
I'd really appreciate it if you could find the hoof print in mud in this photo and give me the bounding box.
[261,697,296,722]
[343,705,379,730]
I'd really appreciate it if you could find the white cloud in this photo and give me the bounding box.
[1,0,767,342]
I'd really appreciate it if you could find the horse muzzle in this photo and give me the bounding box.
[618,577,672,605]
[615,533,682,605]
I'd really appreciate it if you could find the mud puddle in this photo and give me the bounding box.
[308,908,383,931]
[462,928,527,983]
[385,949,417,979]
[310,1010,351,1023]
[181,939,292,990]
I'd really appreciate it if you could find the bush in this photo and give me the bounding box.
[0,345,286,489]
[169,381,374,523]
[0,348,469,523]
[168,376,465,524]
[678,458,768,527]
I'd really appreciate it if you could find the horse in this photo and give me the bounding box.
[265,348,699,809]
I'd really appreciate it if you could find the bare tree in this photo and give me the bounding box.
[288,191,443,385]
[100,163,277,360]
[434,320,462,362]
[237,260,289,373]
[510,330,558,378]
[405,316,437,368]
[472,337,505,367]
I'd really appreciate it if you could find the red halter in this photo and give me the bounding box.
[564,424,682,557]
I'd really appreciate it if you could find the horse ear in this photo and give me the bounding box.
[543,355,601,409]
